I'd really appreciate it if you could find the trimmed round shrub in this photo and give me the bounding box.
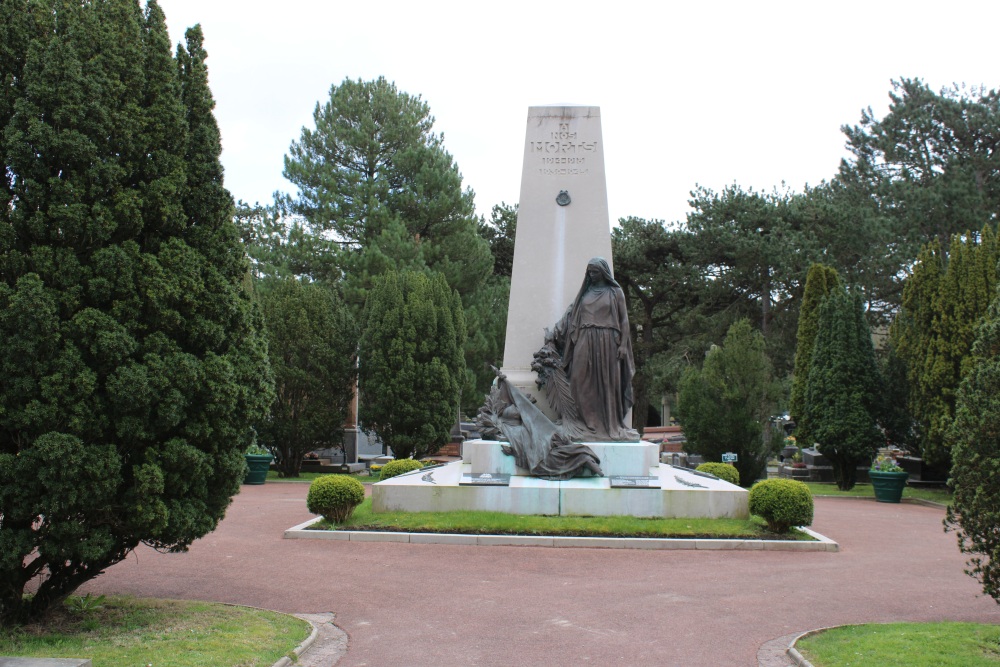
[379,459,424,481]
[748,479,814,533]
[307,475,365,523]
[696,462,740,485]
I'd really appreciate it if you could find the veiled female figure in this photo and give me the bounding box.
[554,257,638,441]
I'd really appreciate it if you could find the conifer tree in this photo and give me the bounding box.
[892,230,998,466]
[801,288,882,490]
[0,1,271,624]
[676,319,782,486]
[359,271,466,459]
[945,292,1000,603]
[278,76,491,307]
[257,279,358,477]
[789,263,841,445]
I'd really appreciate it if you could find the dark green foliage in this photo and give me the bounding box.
[945,295,1000,602]
[378,458,424,481]
[840,79,1000,254]
[789,263,841,444]
[683,185,810,374]
[360,271,465,460]
[748,479,814,533]
[478,202,517,279]
[278,76,491,306]
[695,462,740,486]
[256,278,358,477]
[801,288,882,490]
[890,230,998,466]
[612,217,702,433]
[676,319,782,486]
[306,475,365,523]
[0,1,272,624]
[276,76,498,414]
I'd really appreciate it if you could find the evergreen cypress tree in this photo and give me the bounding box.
[789,263,841,445]
[0,1,271,624]
[257,278,358,477]
[801,288,883,490]
[945,291,1000,602]
[893,230,999,467]
[359,271,466,460]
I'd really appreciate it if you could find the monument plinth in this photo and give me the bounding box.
[502,106,613,403]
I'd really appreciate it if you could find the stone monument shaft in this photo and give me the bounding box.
[502,106,614,395]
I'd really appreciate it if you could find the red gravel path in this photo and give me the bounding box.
[84,484,1000,666]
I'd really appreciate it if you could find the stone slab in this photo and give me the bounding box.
[0,661,92,667]
[371,462,561,515]
[371,461,749,520]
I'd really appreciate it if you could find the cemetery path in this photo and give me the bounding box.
[87,484,1000,667]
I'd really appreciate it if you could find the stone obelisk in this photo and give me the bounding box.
[501,106,614,407]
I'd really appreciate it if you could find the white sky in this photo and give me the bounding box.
[155,0,1000,227]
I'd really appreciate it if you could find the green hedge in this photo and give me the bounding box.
[748,479,814,533]
[379,459,424,481]
[695,462,740,485]
[307,475,365,523]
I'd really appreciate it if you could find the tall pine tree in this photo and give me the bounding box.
[0,1,272,624]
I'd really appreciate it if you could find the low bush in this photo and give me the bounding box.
[748,479,814,533]
[696,462,740,485]
[306,475,365,523]
[379,459,424,481]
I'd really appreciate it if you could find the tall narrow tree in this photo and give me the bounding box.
[0,1,271,624]
[359,271,466,459]
[801,288,883,490]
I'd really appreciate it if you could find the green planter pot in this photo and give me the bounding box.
[869,470,909,503]
[243,454,273,485]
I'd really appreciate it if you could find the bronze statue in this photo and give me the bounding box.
[475,257,638,481]
[534,257,639,442]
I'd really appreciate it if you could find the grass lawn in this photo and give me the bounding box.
[0,596,310,667]
[266,470,381,484]
[310,498,813,540]
[796,622,1000,666]
[801,481,952,505]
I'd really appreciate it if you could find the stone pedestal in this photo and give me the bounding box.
[372,440,748,519]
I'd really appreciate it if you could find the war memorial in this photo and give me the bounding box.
[372,106,748,519]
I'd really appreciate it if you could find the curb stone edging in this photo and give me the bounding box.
[284,518,839,552]
[786,627,839,667]
[270,613,319,667]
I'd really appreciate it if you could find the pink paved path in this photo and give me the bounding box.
[85,484,1000,666]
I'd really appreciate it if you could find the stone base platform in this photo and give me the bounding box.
[372,441,748,519]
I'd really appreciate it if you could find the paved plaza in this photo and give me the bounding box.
[86,483,1000,666]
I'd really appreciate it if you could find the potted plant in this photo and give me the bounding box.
[244,442,274,485]
[780,435,799,462]
[869,455,908,503]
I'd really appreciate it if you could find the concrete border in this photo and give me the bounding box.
[284,518,839,552]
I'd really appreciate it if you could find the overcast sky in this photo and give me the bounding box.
[155,0,999,227]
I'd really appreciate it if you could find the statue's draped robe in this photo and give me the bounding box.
[496,376,601,480]
[558,276,637,442]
